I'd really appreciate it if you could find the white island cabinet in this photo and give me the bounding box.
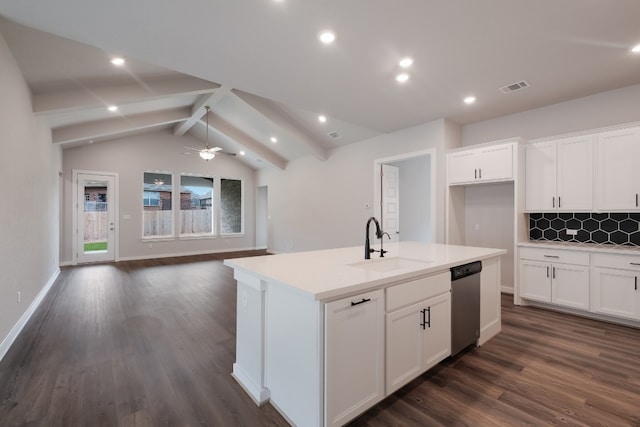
[224,242,505,427]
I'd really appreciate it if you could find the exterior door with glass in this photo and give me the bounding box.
[76,172,117,263]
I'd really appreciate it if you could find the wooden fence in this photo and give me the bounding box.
[85,209,213,240]
[143,209,212,237]
[84,212,108,243]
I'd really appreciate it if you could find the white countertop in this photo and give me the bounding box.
[518,240,640,254]
[224,242,506,301]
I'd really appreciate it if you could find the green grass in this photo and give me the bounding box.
[84,241,107,252]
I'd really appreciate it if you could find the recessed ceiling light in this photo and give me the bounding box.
[318,31,336,45]
[107,105,118,112]
[632,44,640,53]
[464,96,476,105]
[318,115,327,123]
[110,57,125,66]
[399,57,413,68]
[270,136,278,143]
[88,140,94,144]
[395,73,410,83]
[239,151,246,156]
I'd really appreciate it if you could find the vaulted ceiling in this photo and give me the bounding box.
[1,1,640,170]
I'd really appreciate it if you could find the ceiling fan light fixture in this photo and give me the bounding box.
[199,150,215,161]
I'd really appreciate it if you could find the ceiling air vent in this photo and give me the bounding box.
[328,131,342,140]
[500,80,529,94]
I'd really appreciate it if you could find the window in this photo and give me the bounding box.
[143,191,160,207]
[143,172,173,238]
[220,178,243,234]
[180,175,214,236]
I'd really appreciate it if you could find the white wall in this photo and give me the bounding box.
[462,83,640,146]
[390,156,431,242]
[257,119,456,253]
[0,33,61,351]
[61,131,257,263]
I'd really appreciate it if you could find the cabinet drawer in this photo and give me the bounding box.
[591,253,640,271]
[386,271,450,312]
[519,247,589,266]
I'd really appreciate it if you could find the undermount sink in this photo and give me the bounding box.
[348,257,432,273]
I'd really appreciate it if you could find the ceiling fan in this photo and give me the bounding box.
[184,106,236,161]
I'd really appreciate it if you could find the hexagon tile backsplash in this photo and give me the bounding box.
[529,213,640,246]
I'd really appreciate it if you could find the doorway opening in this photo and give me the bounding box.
[374,149,435,243]
[73,170,119,264]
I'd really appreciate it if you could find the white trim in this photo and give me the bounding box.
[72,169,120,265]
[529,120,640,144]
[0,269,60,363]
[232,365,271,405]
[374,149,437,243]
[501,286,515,294]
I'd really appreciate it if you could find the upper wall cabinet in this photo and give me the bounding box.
[525,135,594,212]
[448,143,513,185]
[596,128,640,211]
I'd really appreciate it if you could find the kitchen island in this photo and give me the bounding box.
[224,242,506,427]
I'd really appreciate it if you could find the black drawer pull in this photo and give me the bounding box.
[635,277,638,291]
[351,298,371,307]
[544,255,559,258]
[630,262,640,266]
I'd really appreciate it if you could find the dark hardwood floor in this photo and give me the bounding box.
[1,253,639,426]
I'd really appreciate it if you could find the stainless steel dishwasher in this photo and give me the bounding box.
[450,261,482,356]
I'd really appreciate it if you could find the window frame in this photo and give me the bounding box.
[179,173,216,239]
[142,171,174,240]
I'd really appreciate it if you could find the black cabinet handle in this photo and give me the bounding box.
[552,197,555,208]
[552,266,556,279]
[636,193,638,207]
[630,262,640,266]
[544,255,559,258]
[350,298,371,307]
[474,169,477,179]
[420,307,431,329]
[479,168,482,179]
[558,196,561,208]
[426,307,431,328]
[546,266,549,278]
[635,277,638,291]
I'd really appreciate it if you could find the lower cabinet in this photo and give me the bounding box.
[324,289,385,427]
[591,253,640,321]
[519,248,590,310]
[385,291,451,395]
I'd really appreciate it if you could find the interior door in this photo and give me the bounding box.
[77,173,116,263]
[382,164,400,242]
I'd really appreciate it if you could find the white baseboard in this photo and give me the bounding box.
[59,261,73,267]
[501,286,514,294]
[118,246,263,262]
[0,268,60,363]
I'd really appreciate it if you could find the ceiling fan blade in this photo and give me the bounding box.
[183,146,202,152]
[211,147,223,152]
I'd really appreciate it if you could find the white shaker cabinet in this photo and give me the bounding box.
[596,127,640,211]
[325,289,385,427]
[448,143,513,185]
[519,248,590,310]
[385,272,451,395]
[525,136,594,212]
[591,254,640,321]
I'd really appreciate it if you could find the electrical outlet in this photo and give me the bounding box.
[566,229,578,236]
